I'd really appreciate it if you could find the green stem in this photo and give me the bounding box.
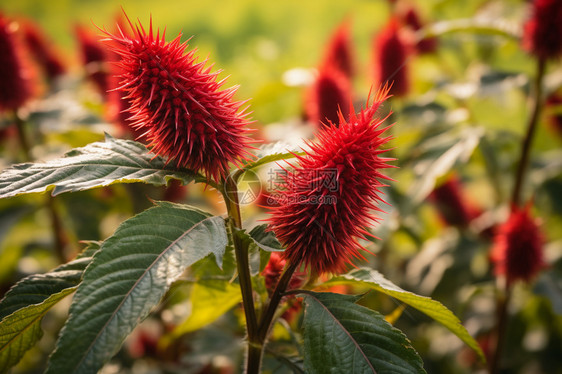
[257,260,299,343]
[13,112,67,262]
[489,281,512,374]
[222,176,259,372]
[511,58,546,207]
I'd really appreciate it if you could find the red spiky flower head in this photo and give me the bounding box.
[400,6,438,54]
[430,175,481,228]
[0,14,33,112]
[75,24,110,97]
[268,86,394,275]
[321,20,355,78]
[305,65,352,128]
[22,19,66,82]
[102,15,254,181]
[490,204,545,285]
[522,0,562,60]
[372,18,410,97]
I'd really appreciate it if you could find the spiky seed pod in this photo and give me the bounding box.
[322,20,355,78]
[22,20,66,82]
[490,204,545,285]
[372,18,410,97]
[522,0,562,60]
[75,24,110,97]
[102,16,254,181]
[430,175,480,228]
[262,252,305,294]
[0,14,33,112]
[268,87,394,275]
[305,65,352,128]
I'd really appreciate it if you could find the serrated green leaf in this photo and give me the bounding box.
[46,202,227,374]
[301,291,426,374]
[171,279,241,337]
[0,134,203,199]
[0,287,77,374]
[242,141,305,171]
[326,268,485,362]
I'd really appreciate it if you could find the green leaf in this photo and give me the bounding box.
[248,224,284,252]
[301,291,426,374]
[0,243,98,320]
[233,226,283,276]
[0,134,202,199]
[171,279,241,337]
[406,126,483,205]
[241,141,305,171]
[326,268,485,362]
[0,287,77,373]
[46,202,227,374]
[420,18,520,40]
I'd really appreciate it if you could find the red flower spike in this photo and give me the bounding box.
[22,20,66,82]
[490,204,545,285]
[267,86,394,275]
[262,252,305,294]
[305,65,352,128]
[372,18,410,97]
[430,175,481,228]
[101,15,254,181]
[522,0,562,60]
[322,20,355,78]
[400,7,438,54]
[545,92,562,135]
[75,24,110,97]
[0,14,33,112]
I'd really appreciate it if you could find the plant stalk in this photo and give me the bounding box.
[489,282,512,374]
[222,176,260,373]
[13,112,67,262]
[257,260,299,343]
[511,58,546,207]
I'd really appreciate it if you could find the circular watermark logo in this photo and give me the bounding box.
[225,169,262,205]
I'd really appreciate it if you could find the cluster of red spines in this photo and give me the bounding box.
[522,0,562,60]
[262,252,305,293]
[103,17,254,181]
[268,87,394,275]
[305,66,351,128]
[430,175,481,228]
[0,14,33,112]
[372,18,410,97]
[22,20,66,82]
[322,20,354,78]
[75,24,110,97]
[490,205,545,285]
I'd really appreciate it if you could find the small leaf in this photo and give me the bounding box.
[0,135,203,199]
[0,287,77,373]
[242,141,305,171]
[171,279,241,337]
[248,224,284,252]
[0,244,97,320]
[326,268,485,362]
[419,18,520,40]
[46,202,227,374]
[301,291,426,374]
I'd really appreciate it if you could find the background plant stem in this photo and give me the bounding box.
[511,58,546,207]
[13,112,67,263]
